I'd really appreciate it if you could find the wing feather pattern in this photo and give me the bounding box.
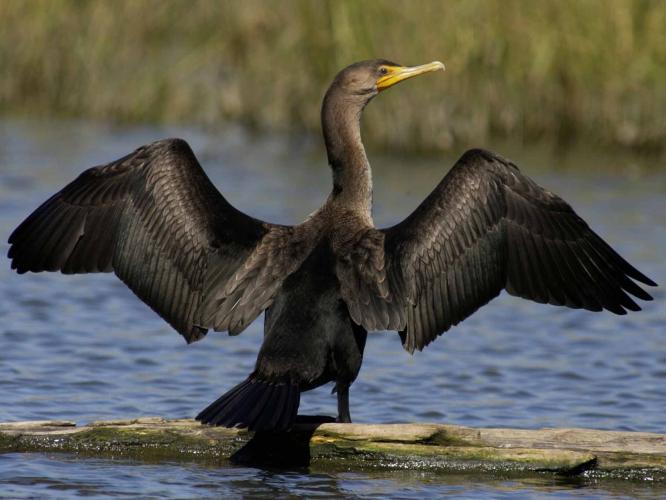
[371,149,657,352]
[8,139,309,343]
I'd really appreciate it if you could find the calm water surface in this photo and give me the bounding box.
[0,119,664,498]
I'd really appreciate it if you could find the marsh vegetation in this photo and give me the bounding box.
[2,0,666,156]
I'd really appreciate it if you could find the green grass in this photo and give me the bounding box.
[2,0,666,155]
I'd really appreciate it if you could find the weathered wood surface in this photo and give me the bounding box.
[1,418,665,480]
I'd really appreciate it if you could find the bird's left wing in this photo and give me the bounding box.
[376,149,656,353]
[8,139,311,343]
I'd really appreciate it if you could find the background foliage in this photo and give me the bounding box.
[2,0,665,153]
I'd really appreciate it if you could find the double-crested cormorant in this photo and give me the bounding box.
[8,60,656,431]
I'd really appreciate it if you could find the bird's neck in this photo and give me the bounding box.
[321,89,373,221]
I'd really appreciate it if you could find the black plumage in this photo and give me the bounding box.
[8,59,656,431]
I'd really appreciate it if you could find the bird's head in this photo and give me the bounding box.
[328,59,445,104]
[321,58,446,172]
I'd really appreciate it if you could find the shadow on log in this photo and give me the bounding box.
[231,416,334,467]
[232,427,317,467]
[1,417,665,481]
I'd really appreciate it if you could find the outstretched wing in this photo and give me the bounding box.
[8,138,309,342]
[377,149,656,352]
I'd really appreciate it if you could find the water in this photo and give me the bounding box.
[1,119,664,498]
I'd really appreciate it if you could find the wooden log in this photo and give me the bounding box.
[1,418,665,480]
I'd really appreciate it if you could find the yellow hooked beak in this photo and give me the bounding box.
[376,61,445,92]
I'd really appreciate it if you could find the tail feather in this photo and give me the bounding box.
[196,378,300,432]
[254,386,286,430]
[267,385,290,429]
[196,381,249,424]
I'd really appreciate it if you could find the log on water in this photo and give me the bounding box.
[1,418,665,480]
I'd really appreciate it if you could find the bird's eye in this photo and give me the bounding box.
[379,67,388,75]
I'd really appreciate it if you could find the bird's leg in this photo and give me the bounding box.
[336,382,352,423]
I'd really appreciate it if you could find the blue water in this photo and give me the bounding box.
[1,119,664,498]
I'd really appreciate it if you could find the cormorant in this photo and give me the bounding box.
[8,60,656,431]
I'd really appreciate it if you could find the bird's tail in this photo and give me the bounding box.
[196,378,300,432]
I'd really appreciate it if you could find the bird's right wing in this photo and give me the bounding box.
[8,139,313,343]
[381,149,656,353]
